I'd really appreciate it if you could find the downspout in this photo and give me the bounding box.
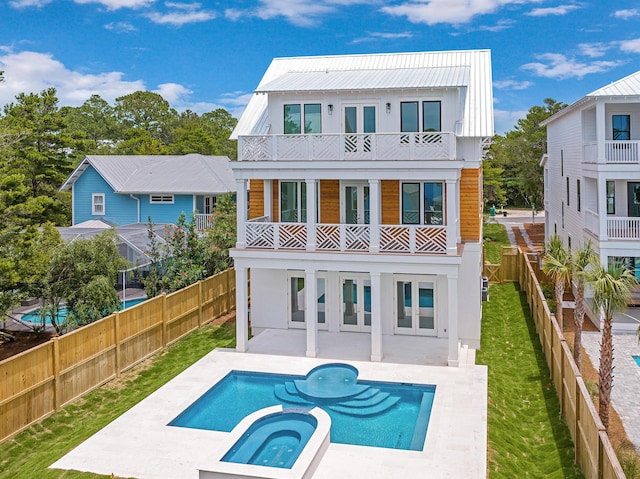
[130,194,140,223]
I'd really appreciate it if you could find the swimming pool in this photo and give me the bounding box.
[633,355,640,367]
[20,297,148,324]
[169,363,435,451]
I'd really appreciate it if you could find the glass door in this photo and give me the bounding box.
[343,181,370,224]
[340,275,371,332]
[344,105,376,154]
[395,278,436,336]
[288,273,328,330]
[628,182,640,217]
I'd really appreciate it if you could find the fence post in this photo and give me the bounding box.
[198,280,203,328]
[114,312,121,377]
[226,270,231,314]
[162,293,168,347]
[52,337,61,411]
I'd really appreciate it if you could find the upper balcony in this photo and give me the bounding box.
[238,132,456,162]
[583,141,640,164]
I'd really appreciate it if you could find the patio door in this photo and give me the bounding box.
[344,105,376,154]
[342,181,370,224]
[394,277,436,336]
[340,274,371,332]
[288,273,328,330]
[628,182,640,217]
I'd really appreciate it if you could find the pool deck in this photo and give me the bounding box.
[51,341,488,479]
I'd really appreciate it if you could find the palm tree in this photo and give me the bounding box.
[588,259,638,432]
[542,235,571,330]
[571,240,595,371]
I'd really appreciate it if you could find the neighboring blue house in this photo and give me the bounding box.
[60,154,235,227]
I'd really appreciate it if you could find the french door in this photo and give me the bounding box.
[628,182,640,217]
[288,273,328,330]
[340,274,371,332]
[344,104,377,154]
[342,181,370,225]
[394,277,436,336]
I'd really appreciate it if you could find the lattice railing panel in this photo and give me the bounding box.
[276,136,308,160]
[380,226,411,253]
[278,223,306,249]
[316,225,340,250]
[345,225,370,251]
[415,227,447,253]
[246,222,275,248]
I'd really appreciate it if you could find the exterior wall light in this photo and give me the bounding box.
[328,104,333,115]
[386,102,391,113]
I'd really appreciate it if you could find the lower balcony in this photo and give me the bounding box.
[583,141,640,164]
[585,209,640,239]
[244,219,449,254]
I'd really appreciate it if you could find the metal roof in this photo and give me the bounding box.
[256,66,470,93]
[231,50,493,139]
[61,154,236,195]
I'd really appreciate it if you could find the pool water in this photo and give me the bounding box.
[633,356,640,367]
[169,365,435,451]
[21,297,148,324]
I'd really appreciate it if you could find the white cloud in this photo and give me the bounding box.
[612,9,640,20]
[380,0,541,26]
[153,82,192,104]
[577,42,609,58]
[73,0,155,10]
[494,108,528,134]
[9,0,52,8]
[217,91,253,119]
[145,2,216,25]
[105,21,138,32]
[618,38,640,54]
[351,31,414,44]
[526,4,581,16]
[478,19,515,31]
[521,53,623,79]
[0,50,148,107]
[494,79,532,90]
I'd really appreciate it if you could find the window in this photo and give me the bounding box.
[92,193,105,215]
[280,181,307,222]
[284,104,321,134]
[577,179,581,212]
[150,195,174,204]
[608,257,640,280]
[401,102,419,133]
[401,182,444,225]
[400,101,441,133]
[422,101,441,132]
[568,236,572,249]
[560,150,564,176]
[566,177,570,206]
[606,180,615,214]
[562,202,564,228]
[613,115,630,140]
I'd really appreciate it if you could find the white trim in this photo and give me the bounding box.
[150,195,175,204]
[92,193,105,215]
[393,274,437,336]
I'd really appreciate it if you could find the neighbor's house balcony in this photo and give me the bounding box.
[585,209,640,240]
[238,132,456,162]
[243,216,450,254]
[195,214,214,230]
[583,141,640,164]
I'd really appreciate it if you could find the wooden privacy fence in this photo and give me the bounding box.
[482,245,520,283]
[0,268,235,444]
[499,249,625,479]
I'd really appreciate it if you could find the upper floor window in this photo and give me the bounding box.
[606,181,615,214]
[566,177,570,206]
[92,193,105,215]
[280,181,306,222]
[284,103,321,134]
[613,115,630,140]
[150,195,174,204]
[577,179,581,212]
[401,182,444,225]
[400,101,442,133]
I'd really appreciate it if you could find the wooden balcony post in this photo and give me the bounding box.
[369,179,380,253]
[305,179,317,251]
[596,102,606,162]
[236,179,247,248]
[305,268,318,357]
[446,179,458,253]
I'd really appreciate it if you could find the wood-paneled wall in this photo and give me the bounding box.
[381,180,400,224]
[320,180,340,223]
[460,167,482,242]
[249,179,264,219]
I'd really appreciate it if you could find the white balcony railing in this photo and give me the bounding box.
[583,141,640,164]
[195,214,214,230]
[584,209,599,235]
[583,210,640,240]
[238,132,455,162]
[244,221,448,254]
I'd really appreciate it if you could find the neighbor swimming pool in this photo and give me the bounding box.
[633,355,640,367]
[169,363,435,451]
[20,297,148,324]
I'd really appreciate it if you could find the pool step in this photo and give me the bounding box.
[336,391,390,408]
[328,395,400,417]
[274,384,312,406]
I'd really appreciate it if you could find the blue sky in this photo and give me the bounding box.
[1,0,639,134]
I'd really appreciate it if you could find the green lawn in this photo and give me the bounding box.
[484,222,511,264]
[477,283,583,478]
[0,321,235,479]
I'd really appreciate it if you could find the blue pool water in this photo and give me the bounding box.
[21,297,148,324]
[222,411,317,469]
[633,356,640,367]
[169,364,435,451]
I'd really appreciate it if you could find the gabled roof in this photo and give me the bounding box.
[542,70,640,126]
[60,154,235,195]
[231,50,494,139]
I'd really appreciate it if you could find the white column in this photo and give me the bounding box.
[235,266,249,353]
[306,179,317,251]
[596,101,606,163]
[597,173,608,240]
[447,274,459,366]
[305,268,318,357]
[236,179,247,248]
[369,179,380,253]
[264,179,273,220]
[370,272,383,361]
[446,179,458,253]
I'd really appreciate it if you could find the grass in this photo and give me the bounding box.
[484,222,511,264]
[0,321,235,479]
[477,283,583,478]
